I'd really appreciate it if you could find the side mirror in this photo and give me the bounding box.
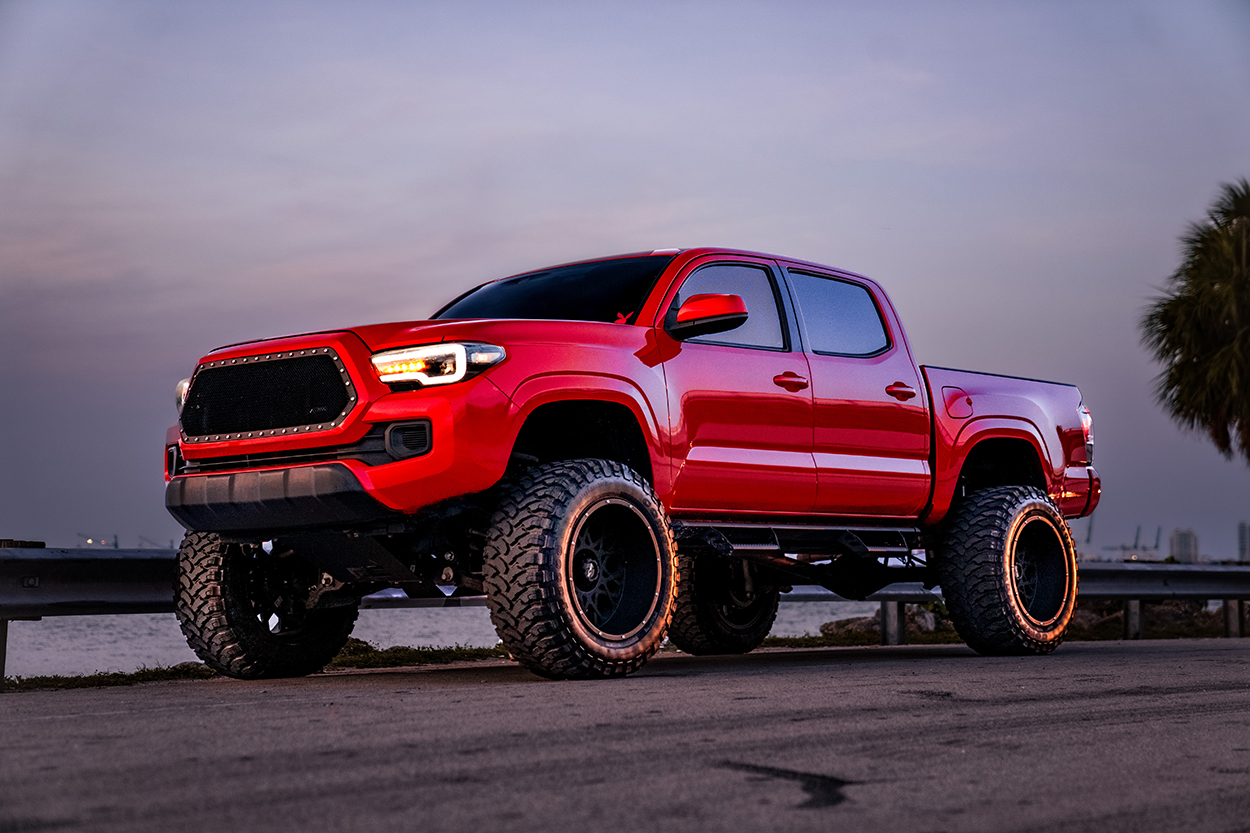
[665,293,749,340]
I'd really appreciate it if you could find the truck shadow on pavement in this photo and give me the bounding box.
[638,643,980,675]
[720,761,859,809]
[307,643,982,689]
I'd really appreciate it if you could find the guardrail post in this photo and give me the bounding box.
[0,618,8,691]
[881,601,906,646]
[1123,600,1142,640]
[1224,601,1243,638]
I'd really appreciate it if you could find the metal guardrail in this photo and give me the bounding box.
[1075,562,1250,599]
[0,550,483,616]
[0,549,178,619]
[0,547,174,687]
[3,549,1248,682]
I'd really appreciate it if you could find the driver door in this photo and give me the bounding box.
[659,259,816,513]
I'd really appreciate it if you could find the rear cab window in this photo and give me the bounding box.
[785,270,890,356]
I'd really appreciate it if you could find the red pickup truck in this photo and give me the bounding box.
[165,248,1099,680]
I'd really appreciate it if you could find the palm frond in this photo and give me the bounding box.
[1140,179,1250,463]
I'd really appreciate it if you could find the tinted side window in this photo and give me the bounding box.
[672,264,786,350]
[788,272,889,356]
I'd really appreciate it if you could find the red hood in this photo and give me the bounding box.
[208,318,644,358]
[346,318,648,352]
[344,320,469,351]
[209,320,461,356]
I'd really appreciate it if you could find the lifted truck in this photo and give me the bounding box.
[165,248,1100,679]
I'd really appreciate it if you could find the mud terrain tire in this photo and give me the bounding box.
[482,459,677,679]
[175,531,359,679]
[668,549,779,655]
[936,486,1078,655]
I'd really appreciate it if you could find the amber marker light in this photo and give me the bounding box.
[370,342,506,386]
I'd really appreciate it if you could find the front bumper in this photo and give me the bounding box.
[166,463,399,535]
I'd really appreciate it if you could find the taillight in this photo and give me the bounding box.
[1078,405,1093,463]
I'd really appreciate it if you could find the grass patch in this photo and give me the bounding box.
[324,637,508,669]
[2,638,509,692]
[763,633,874,648]
[3,662,217,693]
[761,630,965,649]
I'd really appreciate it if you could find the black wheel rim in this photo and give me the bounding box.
[566,498,661,640]
[241,544,315,637]
[1009,514,1070,626]
[711,557,774,633]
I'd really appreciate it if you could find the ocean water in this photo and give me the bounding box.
[2,600,879,678]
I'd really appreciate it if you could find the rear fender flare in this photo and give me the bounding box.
[925,417,1056,526]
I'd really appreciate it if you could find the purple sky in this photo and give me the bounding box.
[2,1,1249,557]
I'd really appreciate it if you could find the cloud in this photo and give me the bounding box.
[1,1,1249,550]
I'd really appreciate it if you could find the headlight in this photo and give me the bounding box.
[370,342,506,386]
[175,377,191,413]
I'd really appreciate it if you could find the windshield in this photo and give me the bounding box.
[434,254,677,324]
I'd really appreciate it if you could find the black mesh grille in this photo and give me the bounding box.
[181,355,350,438]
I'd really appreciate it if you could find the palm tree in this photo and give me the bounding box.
[1141,178,1250,464]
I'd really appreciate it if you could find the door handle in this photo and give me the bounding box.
[773,372,809,392]
[885,382,916,401]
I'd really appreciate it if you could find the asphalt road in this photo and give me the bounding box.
[2,639,1248,833]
